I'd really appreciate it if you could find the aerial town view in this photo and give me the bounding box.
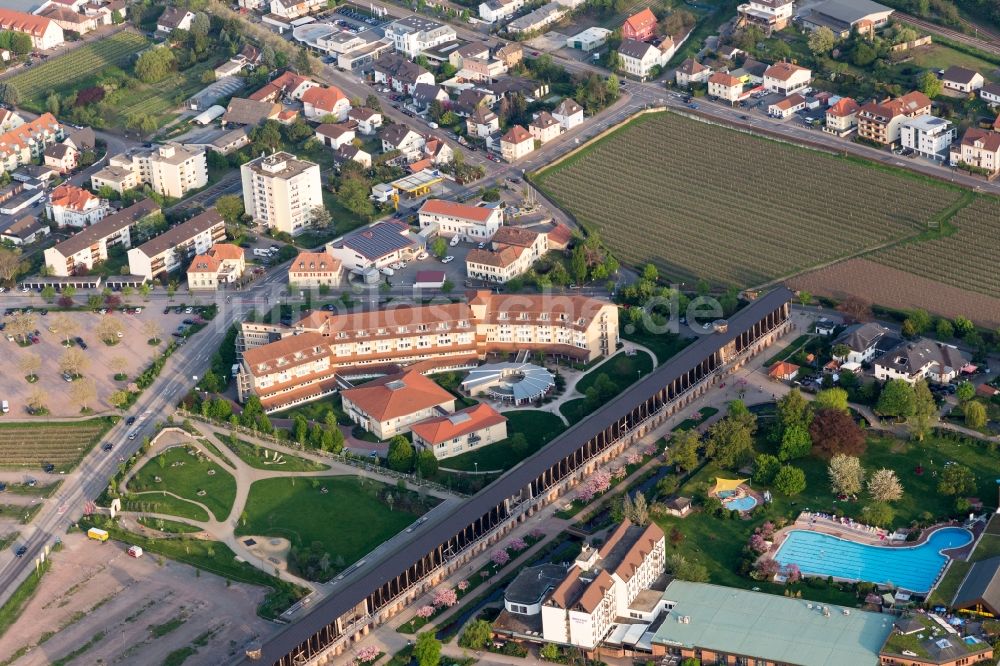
[0,0,999,663]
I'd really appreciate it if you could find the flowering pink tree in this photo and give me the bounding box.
[416,605,435,618]
[433,588,458,607]
[492,549,511,567]
[753,558,780,580]
[458,580,469,591]
[591,471,611,494]
[644,445,657,457]
[530,528,545,540]
[356,645,380,663]
[612,466,627,481]
[759,521,775,539]
[508,537,527,552]
[626,452,642,466]
[748,532,769,554]
[784,564,802,583]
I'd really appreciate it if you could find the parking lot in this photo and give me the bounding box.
[0,306,193,418]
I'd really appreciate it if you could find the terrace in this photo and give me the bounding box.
[881,613,992,663]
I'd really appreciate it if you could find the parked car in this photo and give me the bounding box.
[441,256,454,264]
[75,337,87,350]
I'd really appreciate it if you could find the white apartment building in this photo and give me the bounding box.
[127,209,227,282]
[43,199,159,276]
[541,521,666,649]
[465,225,547,283]
[900,114,955,161]
[617,39,674,80]
[91,144,208,198]
[832,322,890,365]
[737,0,794,31]
[479,0,524,23]
[46,184,108,228]
[708,71,744,103]
[236,292,619,412]
[0,9,64,50]
[383,16,456,57]
[950,128,1000,175]
[0,113,63,175]
[418,199,503,241]
[240,152,323,236]
[763,61,811,95]
[411,403,508,459]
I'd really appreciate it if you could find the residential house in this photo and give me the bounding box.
[622,7,657,42]
[381,123,427,161]
[508,3,566,34]
[222,98,282,127]
[269,0,324,19]
[768,360,800,381]
[411,83,449,112]
[315,123,356,150]
[874,339,969,384]
[348,107,383,135]
[127,208,227,282]
[708,71,744,103]
[529,111,561,144]
[833,322,891,364]
[459,56,507,83]
[419,199,503,241]
[479,0,523,23]
[0,113,63,175]
[500,125,533,161]
[950,128,1000,175]
[250,71,318,102]
[46,184,107,228]
[288,250,343,288]
[156,6,194,32]
[373,53,435,94]
[540,521,666,649]
[1,215,48,246]
[240,152,322,236]
[422,136,453,166]
[411,403,508,459]
[0,109,24,133]
[551,98,584,129]
[466,105,500,137]
[316,28,394,71]
[383,16,456,57]
[43,199,159,276]
[942,66,984,94]
[0,9,64,49]
[737,0,794,32]
[980,82,1000,106]
[465,225,547,283]
[824,96,859,136]
[857,91,931,145]
[328,220,418,272]
[186,243,246,290]
[675,58,711,87]
[617,38,673,80]
[43,143,77,173]
[800,0,894,38]
[90,158,138,194]
[301,85,350,121]
[448,42,490,70]
[336,144,372,169]
[763,61,811,95]
[900,114,955,161]
[495,43,523,68]
[768,93,805,118]
[341,370,456,439]
[35,4,99,35]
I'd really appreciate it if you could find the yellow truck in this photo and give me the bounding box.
[87,527,109,542]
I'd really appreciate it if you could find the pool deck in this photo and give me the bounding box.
[770,513,976,556]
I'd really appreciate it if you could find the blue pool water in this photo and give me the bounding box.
[717,490,735,499]
[724,496,758,511]
[773,527,972,592]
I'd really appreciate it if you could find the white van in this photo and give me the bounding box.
[1,401,8,414]
[253,248,273,258]
[380,266,395,276]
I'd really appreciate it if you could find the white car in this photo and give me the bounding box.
[449,237,460,247]
[398,261,407,268]
[441,256,454,264]
[416,251,428,260]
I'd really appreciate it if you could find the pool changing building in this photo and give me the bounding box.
[242,287,793,666]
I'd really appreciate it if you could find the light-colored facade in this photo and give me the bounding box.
[500,125,534,162]
[900,114,955,161]
[419,199,503,241]
[127,209,227,282]
[0,9,63,50]
[768,93,805,118]
[411,403,508,459]
[43,199,159,276]
[0,113,63,175]
[465,226,547,284]
[341,370,456,439]
[942,66,984,94]
[618,39,674,80]
[763,61,811,95]
[240,152,323,236]
[824,97,859,136]
[507,2,566,34]
[479,0,524,23]
[950,128,1000,174]
[708,72,744,103]
[874,339,968,384]
[92,144,208,198]
[46,184,108,228]
[186,243,245,290]
[737,0,794,31]
[551,98,584,129]
[288,251,343,288]
[675,58,711,87]
[529,111,561,144]
[857,92,931,145]
[383,16,456,57]
[236,292,619,412]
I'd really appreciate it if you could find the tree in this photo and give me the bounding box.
[956,381,975,403]
[459,619,493,649]
[814,388,849,413]
[413,632,441,666]
[41,285,55,302]
[808,26,836,55]
[540,644,561,661]
[809,408,866,458]
[704,415,755,470]
[417,449,438,478]
[936,319,954,339]
[0,82,19,106]
[215,194,245,225]
[430,237,447,258]
[938,464,976,496]
[962,400,986,430]
[365,93,381,111]
[144,319,162,344]
[7,311,35,344]
[18,353,40,381]
[667,429,699,471]
[832,343,851,359]
[828,454,864,496]
[667,553,709,582]
[838,296,871,322]
[295,48,313,75]
[59,347,88,377]
[777,389,812,431]
[0,247,24,285]
[51,313,75,347]
[867,468,903,502]
[773,465,806,496]
[96,316,125,345]
[27,387,46,414]
[908,380,937,441]
[778,424,812,461]
[293,414,308,444]
[918,70,942,98]
[190,11,210,37]
[953,316,975,337]
[387,435,414,472]
[570,244,588,284]
[69,378,97,411]
[851,41,878,66]
[109,356,128,380]
[109,390,130,409]
[863,501,895,528]
[134,48,175,83]
[876,379,915,418]
[753,453,781,485]
[311,206,332,230]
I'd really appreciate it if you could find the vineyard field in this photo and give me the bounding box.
[0,419,113,472]
[872,196,1000,299]
[533,112,964,288]
[9,31,149,105]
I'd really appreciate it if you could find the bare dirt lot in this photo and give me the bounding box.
[0,307,188,418]
[788,258,1000,327]
[0,532,276,666]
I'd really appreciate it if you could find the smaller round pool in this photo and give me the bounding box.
[717,490,736,499]
[725,496,758,511]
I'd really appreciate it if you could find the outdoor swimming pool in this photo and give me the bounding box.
[724,496,758,511]
[773,527,972,592]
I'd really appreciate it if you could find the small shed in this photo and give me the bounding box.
[665,497,692,517]
[193,105,226,125]
[768,361,800,381]
[413,270,446,289]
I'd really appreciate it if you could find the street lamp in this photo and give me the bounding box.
[474,462,478,474]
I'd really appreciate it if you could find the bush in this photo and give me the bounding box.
[773,465,806,496]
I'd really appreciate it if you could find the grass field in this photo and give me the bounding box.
[620,323,690,364]
[908,43,1000,83]
[533,111,965,288]
[236,477,429,567]
[439,410,566,472]
[872,196,1000,299]
[576,351,653,394]
[218,436,329,473]
[128,446,237,521]
[0,418,114,472]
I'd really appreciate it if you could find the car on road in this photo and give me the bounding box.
[126,416,136,425]
[416,251,428,260]
[15,546,26,558]
[102,443,113,452]
[441,256,454,264]
[184,307,193,314]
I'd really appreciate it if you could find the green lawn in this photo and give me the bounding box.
[123,494,210,522]
[576,351,653,395]
[930,561,970,607]
[971,533,1000,562]
[271,395,351,426]
[621,324,690,364]
[218,436,329,472]
[128,446,236,521]
[907,43,1000,83]
[137,517,203,534]
[439,410,566,472]
[236,477,433,567]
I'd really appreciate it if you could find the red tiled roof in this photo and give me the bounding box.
[420,199,496,223]
[49,184,97,211]
[501,125,531,144]
[341,370,454,421]
[301,85,347,112]
[289,251,341,274]
[0,113,60,159]
[961,127,1000,152]
[764,61,809,81]
[410,403,507,445]
[709,71,741,87]
[187,253,221,274]
[768,360,800,377]
[623,7,656,33]
[208,243,244,261]
[827,97,859,117]
[0,8,55,37]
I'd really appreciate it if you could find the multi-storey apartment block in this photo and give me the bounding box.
[240,152,323,236]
